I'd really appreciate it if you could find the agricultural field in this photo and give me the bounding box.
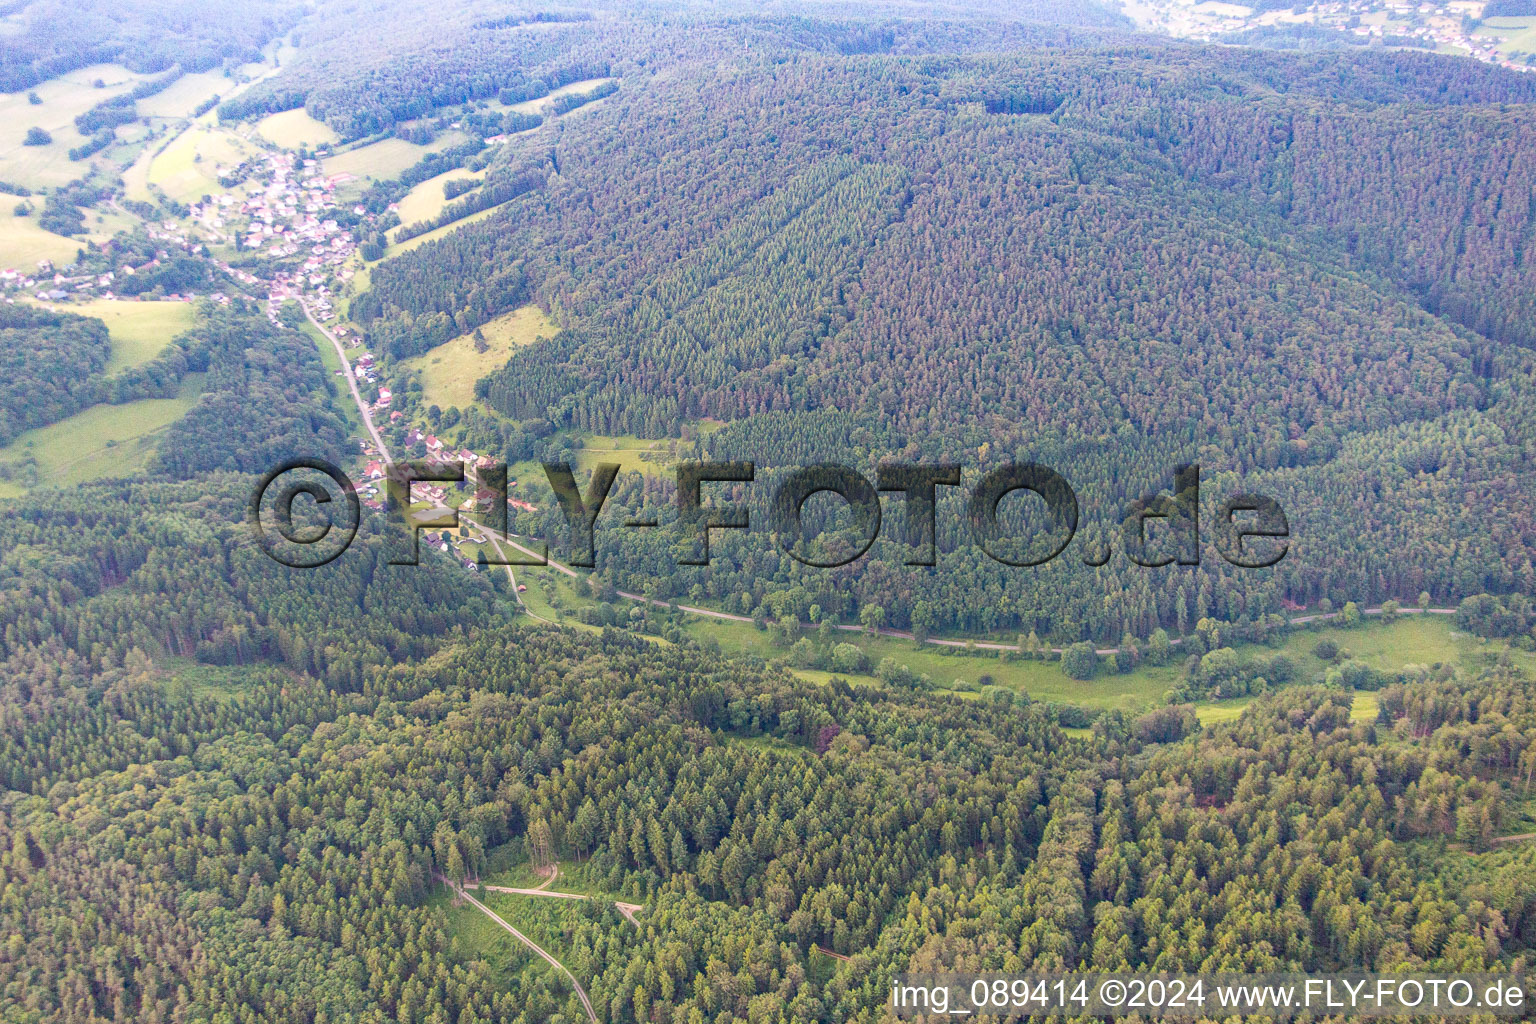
[0,374,204,498]
[0,63,149,189]
[0,206,82,271]
[400,304,557,410]
[255,108,339,149]
[53,298,197,373]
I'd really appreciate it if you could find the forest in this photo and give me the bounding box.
[354,33,1536,643]
[4,621,1535,1023]
[0,0,300,91]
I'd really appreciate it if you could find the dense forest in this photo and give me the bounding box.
[0,0,299,91]
[352,36,1536,642]
[4,622,1535,1022]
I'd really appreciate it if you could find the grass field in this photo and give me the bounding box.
[135,71,229,120]
[0,63,149,189]
[1476,16,1536,63]
[0,374,203,497]
[391,166,487,233]
[0,207,83,270]
[506,77,617,116]
[45,298,197,373]
[384,201,509,259]
[255,108,339,149]
[143,126,259,204]
[507,573,1515,719]
[323,130,470,182]
[400,304,557,409]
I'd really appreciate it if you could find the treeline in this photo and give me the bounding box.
[393,167,546,244]
[148,304,351,476]
[546,78,617,115]
[0,304,111,444]
[354,137,487,215]
[219,0,617,141]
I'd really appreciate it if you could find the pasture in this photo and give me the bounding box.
[323,130,470,181]
[401,304,557,409]
[0,374,204,497]
[0,208,82,270]
[0,63,148,189]
[55,299,197,373]
[255,108,339,149]
[391,167,487,232]
[144,126,258,204]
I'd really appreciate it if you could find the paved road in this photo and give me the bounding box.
[443,878,599,1024]
[303,303,390,460]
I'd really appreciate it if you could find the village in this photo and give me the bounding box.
[1120,0,1536,71]
[0,119,543,584]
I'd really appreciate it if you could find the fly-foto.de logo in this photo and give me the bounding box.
[252,459,1290,571]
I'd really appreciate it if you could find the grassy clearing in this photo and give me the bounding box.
[255,108,339,149]
[391,167,487,233]
[39,298,197,373]
[383,201,508,259]
[401,304,557,409]
[145,126,258,205]
[0,374,203,497]
[506,77,617,116]
[0,63,149,189]
[1476,16,1536,62]
[509,574,1513,719]
[324,131,469,182]
[427,889,521,987]
[0,208,82,270]
[136,71,229,120]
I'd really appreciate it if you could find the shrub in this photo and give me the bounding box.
[1061,641,1098,680]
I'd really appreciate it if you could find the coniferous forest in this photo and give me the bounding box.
[3,0,1536,1021]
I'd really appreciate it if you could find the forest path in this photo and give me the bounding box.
[476,878,645,924]
[443,878,600,1024]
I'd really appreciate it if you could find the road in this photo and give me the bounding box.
[303,303,390,460]
[449,508,1461,655]
[442,878,600,1024]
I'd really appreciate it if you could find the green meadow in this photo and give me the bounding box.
[400,304,558,410]
[255,108,340,149]
[0,374,204,498]
[502,569,1516,719]
[54,298,196,373]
